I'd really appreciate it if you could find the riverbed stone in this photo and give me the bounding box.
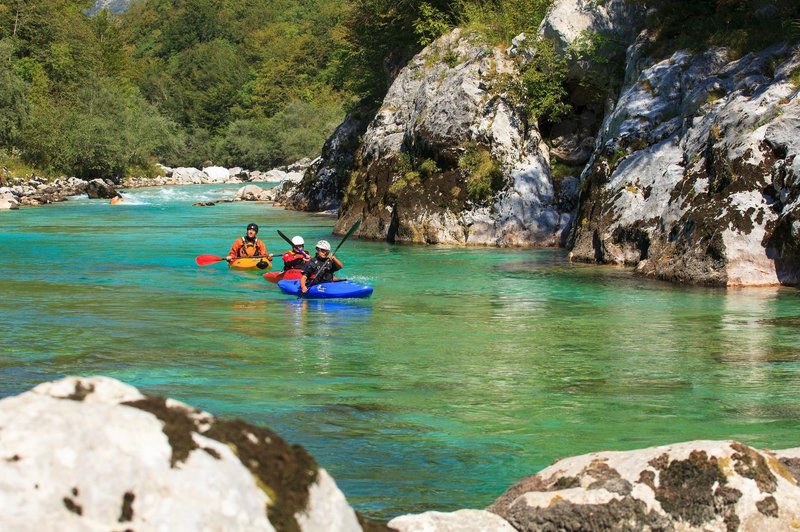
[203,165,231,183]
[489,440,800,531]
[0,192,19,209]
[172,167,209,184]
[85,178,117,199]
[0,376,371,531]
[236,184,269,201]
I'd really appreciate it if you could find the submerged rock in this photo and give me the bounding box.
[0,376,377,531]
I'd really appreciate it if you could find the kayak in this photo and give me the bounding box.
[277,279,374,299]
[263,269,303,284]
[228,257,272,271]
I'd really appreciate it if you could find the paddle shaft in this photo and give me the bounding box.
[277,229,310,259]
[304,219,361,290]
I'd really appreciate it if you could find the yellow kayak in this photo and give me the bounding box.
[228,257,272,271]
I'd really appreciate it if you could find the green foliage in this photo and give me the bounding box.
[636,0,800,59]
[498,36,571,126]
[0,40,28,147]
[458,143,504,203]
[215,97,344,169]
[20,78,180,179]
[388,153,442,195]
[550,160,581,183]
[414,3,452,47]
[455,0,551,46]
[418,158,440,177]
[790,65,800,89]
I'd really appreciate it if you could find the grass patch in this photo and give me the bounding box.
[0,150,45,181]
[789,65,800,90]
[458,143,504,203]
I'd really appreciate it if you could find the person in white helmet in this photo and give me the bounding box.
[281,235,310,271]
[300,239,343,293]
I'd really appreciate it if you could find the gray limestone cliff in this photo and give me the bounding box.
[284,0,800,286]
[568,42,800,286]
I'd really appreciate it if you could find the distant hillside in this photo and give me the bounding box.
[89,0,136,15]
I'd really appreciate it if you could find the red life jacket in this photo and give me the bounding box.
[282,250,309,270]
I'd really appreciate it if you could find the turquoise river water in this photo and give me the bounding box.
[1,184,800,520]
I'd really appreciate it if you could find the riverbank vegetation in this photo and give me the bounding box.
[0,0,796,181]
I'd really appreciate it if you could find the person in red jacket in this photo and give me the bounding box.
[281,236,310,271]
[226,223,273,262]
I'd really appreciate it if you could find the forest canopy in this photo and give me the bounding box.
[0,0,796,180]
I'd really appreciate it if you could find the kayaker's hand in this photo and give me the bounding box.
[225,255,233,262]
[301,286,308,294]
[267,253,274,260]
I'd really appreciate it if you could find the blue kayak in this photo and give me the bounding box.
[277,279,374,299]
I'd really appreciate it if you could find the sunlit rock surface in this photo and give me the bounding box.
[335,28,571,246]
[489,440,800,531]
[0,377,371,531]
[570,43,800,286]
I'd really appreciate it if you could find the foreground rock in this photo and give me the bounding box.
[3,377,800,531]
[0,376,380,531]
[488,440,800,531]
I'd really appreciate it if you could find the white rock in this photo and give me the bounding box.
[389,509,516,531]
[202,166,231,183]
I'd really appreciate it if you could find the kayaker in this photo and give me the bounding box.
[226,223,273,263]
[300,240,343,293]
[281,236,310,271]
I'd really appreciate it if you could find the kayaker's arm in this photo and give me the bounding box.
[300,274,309,293]
[329,254,343,270]
[226,239,242,262]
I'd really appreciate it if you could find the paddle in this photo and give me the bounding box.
[195,254,225,266]
[277,229,311,260]
[302,218,361,296]
[195,254,272,268]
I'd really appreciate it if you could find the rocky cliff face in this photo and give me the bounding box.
[334,29,571,246]
[296,0,798,286]
[569,42,800,286]
[327,0,645,246]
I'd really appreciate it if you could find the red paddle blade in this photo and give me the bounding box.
[196,254,224,266]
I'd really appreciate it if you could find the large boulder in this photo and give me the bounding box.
[0,192,19,210]
[203,166,231,183]
[236,184,270,201]
[569,43,800,286]
[389,509,514,531]
[85,178,117,199]
[335,28,572,246]
[0,376,374,531]
[538,0,646,56]
[489,440,800,531]
[171,167,209,184]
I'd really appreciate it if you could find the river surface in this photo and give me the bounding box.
[2,184,800,519]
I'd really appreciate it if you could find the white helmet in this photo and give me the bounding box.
[316,240,331,251]
[291,236,304,246]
